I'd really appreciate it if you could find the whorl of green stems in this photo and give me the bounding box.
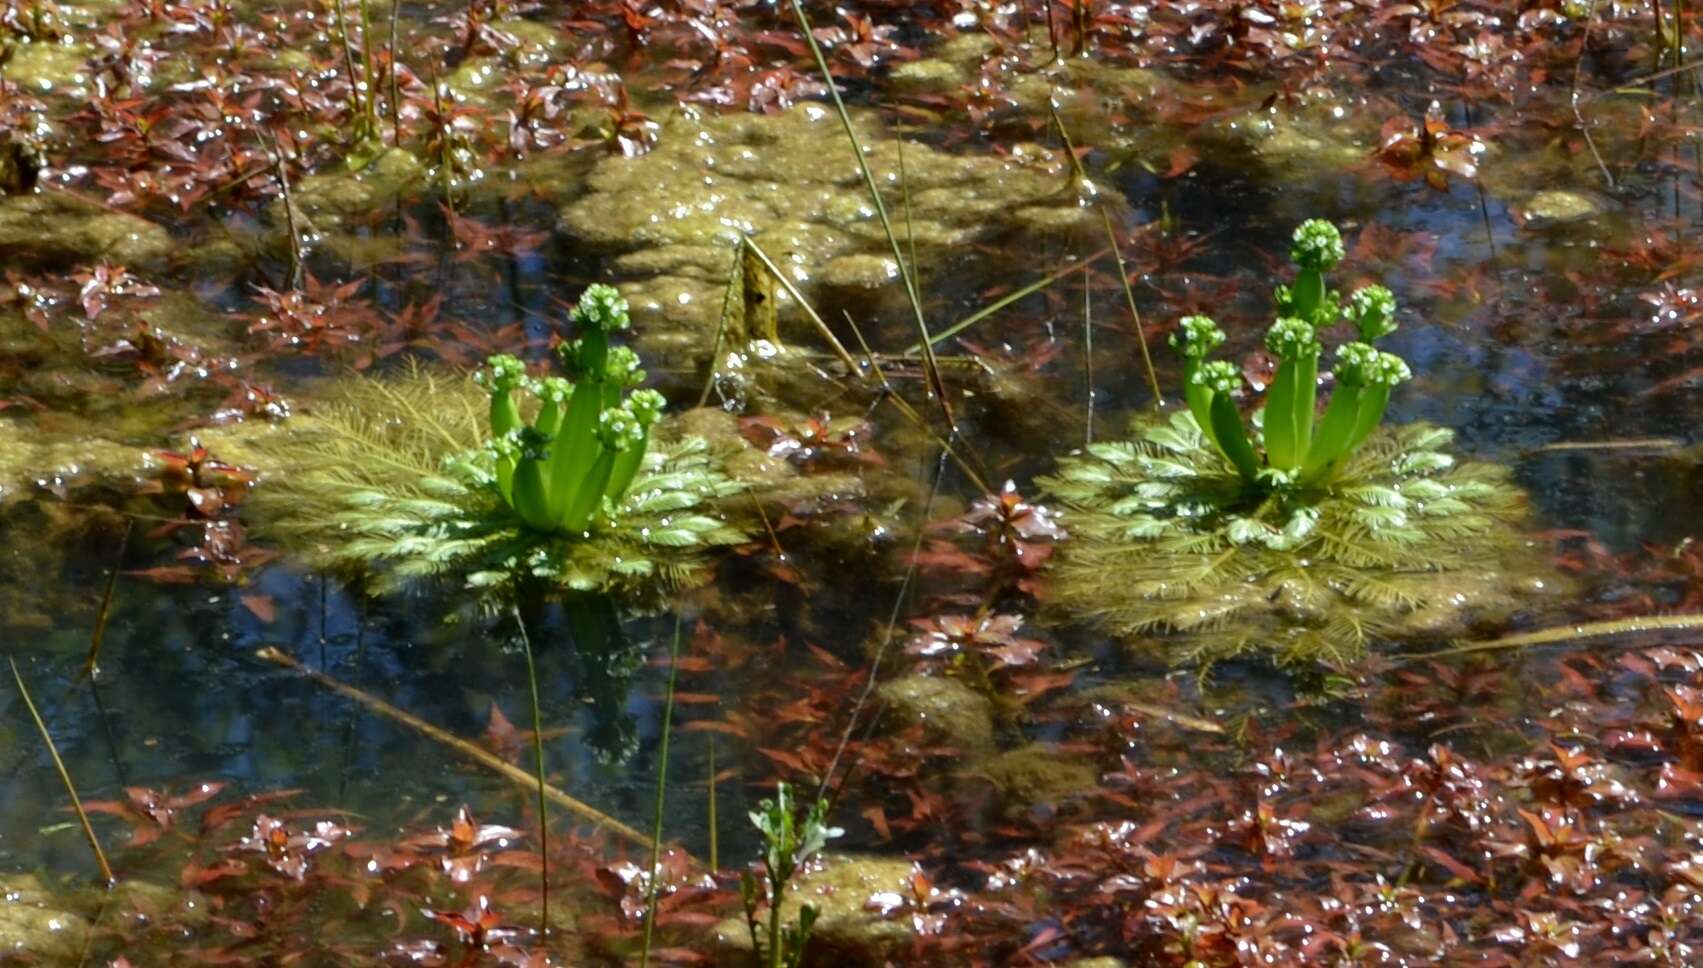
[473,286,669,536]
[1166,220,1413,493]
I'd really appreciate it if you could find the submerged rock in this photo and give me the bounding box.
[876,674,996,753]
[965,743,1101,820]
[1521,189,1603,227]
[0,190,172,269]
[706,854,922,967]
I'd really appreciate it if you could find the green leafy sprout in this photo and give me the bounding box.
[741,782,842,968]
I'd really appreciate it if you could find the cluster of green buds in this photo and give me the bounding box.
[475,284,667,534]
[1169,220,1411,489]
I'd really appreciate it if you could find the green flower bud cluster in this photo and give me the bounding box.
[478,285,668,534]
[1169,219,1412,489]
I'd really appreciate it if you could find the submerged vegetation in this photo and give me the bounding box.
[1045,221,1537,667]
[255,285,746,600]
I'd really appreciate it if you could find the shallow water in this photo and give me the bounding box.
[5,2,1703,962]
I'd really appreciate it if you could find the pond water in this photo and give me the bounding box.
[5,2,1703,964]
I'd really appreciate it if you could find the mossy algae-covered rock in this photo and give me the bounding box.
[1042,411,1539,668]
[876,673,996,753]
[0,874,91,961]
[706,854,922,967]
[0,190,172,269]
[966,743,1101,819]
[557,102,1091,355]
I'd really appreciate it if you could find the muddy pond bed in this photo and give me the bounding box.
[7,0,1703,965]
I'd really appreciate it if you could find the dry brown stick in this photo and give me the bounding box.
[255,646,666,856]
[11,659,114,885]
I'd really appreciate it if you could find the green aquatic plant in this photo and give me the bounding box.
[741,782,841,968]
[1172,220,1410,490]
[253,287,747,602]
[1042,220,1537,668]
[478,286,667,535]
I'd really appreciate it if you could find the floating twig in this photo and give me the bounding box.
[511,608,551,936]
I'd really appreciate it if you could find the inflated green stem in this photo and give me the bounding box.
[562,407,643,532]
[605,389,665,507]
[1209,392,1259,482]
[1262,316,1320,472]
[533,377,572,438]
[546,286,634,523]
[477,354,526,500]
[1299,383,1362,486]
[1170,315,1227,451]
[1299,343,1410,486]
[510,430,557,531]
[1196,360,1256,481]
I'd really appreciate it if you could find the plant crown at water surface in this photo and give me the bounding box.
[255,286,747,602]
[1044,220,1536,668]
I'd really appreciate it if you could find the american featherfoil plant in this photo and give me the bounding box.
[1042,220,1533,669]
[254,285,747,602]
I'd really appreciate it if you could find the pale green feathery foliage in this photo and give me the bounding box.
[251,363,747,603]
[1041,410,1531,669]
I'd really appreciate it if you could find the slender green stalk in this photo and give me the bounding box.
[902,244,1113,354]
[75,519,131,685]
[639,615,685,967]
[512,608,550,935]
[788,0,954,428]
[11,659,114,885]
[1050,104,1162,411]
[707,736,719,872]
[388,0,401,146]
[697,244,744,407]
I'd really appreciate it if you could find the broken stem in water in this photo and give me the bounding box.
[254,645,672,857]
[11,658,114,885]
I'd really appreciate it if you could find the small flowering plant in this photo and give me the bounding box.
[1042,220,1537,668]
[475,285,668,534]
[1171,219,1411,490]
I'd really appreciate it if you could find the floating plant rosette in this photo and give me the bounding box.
[253,284,747,605]
[1041,221,1549,669]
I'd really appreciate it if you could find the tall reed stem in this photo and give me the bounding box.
[512,607,551,935]
[788,0,955,430]
[639,615,685,967]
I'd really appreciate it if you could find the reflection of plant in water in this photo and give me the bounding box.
[255,285,746,602]
[741,781,842,968]
[1043,220,1531,668]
